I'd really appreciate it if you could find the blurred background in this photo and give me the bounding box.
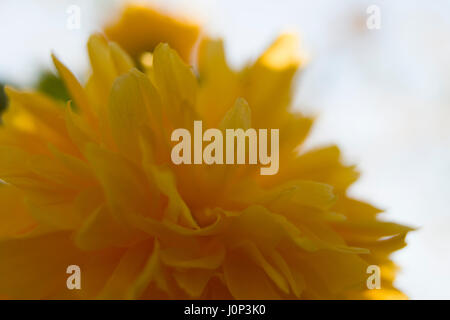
[0,0,449,299]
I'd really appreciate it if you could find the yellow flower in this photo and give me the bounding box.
[0,5,412,299]
[104,4,200,63]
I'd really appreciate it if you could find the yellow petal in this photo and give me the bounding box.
[269,145,359,191]
[4,87,66,135]
[224,247,281,299]
[125,241,170,299]
[268,250,305,298]
[0,145,30,177]
[332,220,415,241]
[224,205,318,252]
[173,269,213,297]
[277,113,312,154]
[219,98,251,130]
[84,143,161,219]
[160,240,225,270]
[109,42,135,74]
[258,33,303,70]
[333,196,383,221]
[349,233,408,261]
[153,43,197,126]
[143,164,198,228]
[87,34,133,106]
[260,180,337,210]
[98,240,153,299]
[0,184,36,239]
[47,144,94,187]
[75,205,147,251]
[108,69,162,161]
[25,199,82,230]
[104,4,200,62]
[51,54,96,126]
[64,104,98,152]
[87,34,116,82]
[243,34,302,126]
[197,38,239,127]
[0,232,80,299]
[360,287,408,300]
[2,88,75,154]
[297,250,369,297]
[237,241,290,294]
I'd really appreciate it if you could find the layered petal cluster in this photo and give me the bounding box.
[0,5,412,299]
